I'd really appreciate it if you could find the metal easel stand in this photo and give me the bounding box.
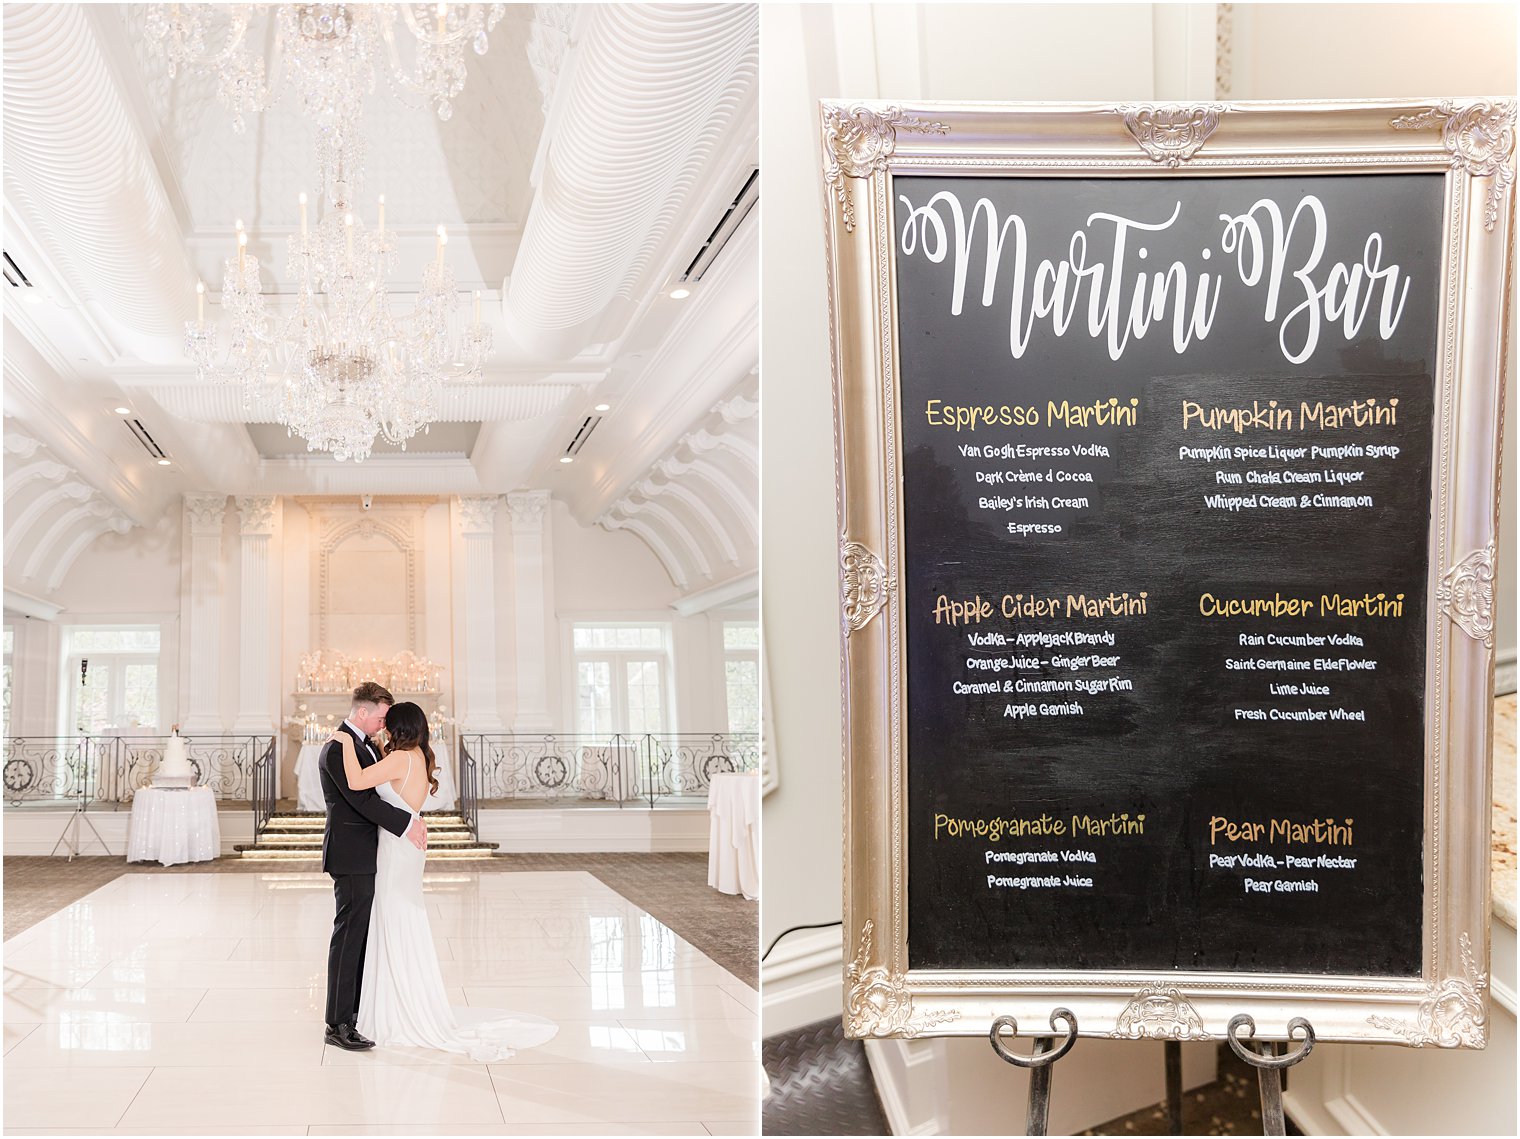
[988,1008,1078,1136]
[1224,1014,1316,1137]
[48,741,112,861]
[49,797,112,860]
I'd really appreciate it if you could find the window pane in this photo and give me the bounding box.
[723,622,759,650]
[725,659,760,734]
[72,661,111,733]
[122,664,158,730]
[577,661,612,735]
[67,629,159,653]
[625,660,663,734]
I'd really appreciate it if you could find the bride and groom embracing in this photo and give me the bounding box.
[319,681,557,1060]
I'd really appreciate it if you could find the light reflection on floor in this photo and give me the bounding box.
[3,869,759,1135]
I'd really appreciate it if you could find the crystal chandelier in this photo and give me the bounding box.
[144,4,506,192]
[185,165,491,462]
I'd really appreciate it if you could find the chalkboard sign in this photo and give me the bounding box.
[824,102,1510,1048]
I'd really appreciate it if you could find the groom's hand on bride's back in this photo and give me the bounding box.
[407,815,428,850]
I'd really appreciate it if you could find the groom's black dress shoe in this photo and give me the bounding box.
[325,1023,376,1050]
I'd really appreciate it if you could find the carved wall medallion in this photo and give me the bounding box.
[1392,100,1517,231]
[1110,985,1209,1040]
[823,102,949,233]
[1368,933,1488,1047]
[1436,542,1495,648]
[1118,104,1225,167]
[846,920,959,1038]
[841,540,895,634]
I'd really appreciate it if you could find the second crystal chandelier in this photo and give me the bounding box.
[186,161,492,463]
[158,3,502,462]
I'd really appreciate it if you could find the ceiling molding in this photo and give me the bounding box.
[3,588,63,621]
[2,341,157,526]
[3,2,195,363]
[140,381,582,425]
[596,375,758,592]
[2,426,136,600]
[248,455,488,496]
[671,570,758,617]
[501,3,758,359]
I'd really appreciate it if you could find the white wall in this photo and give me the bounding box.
[550,499,757,733]
[761,3,1516,1134]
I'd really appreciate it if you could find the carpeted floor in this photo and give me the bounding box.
[2,850,758,987]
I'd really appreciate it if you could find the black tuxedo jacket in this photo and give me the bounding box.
[319,721,414,876]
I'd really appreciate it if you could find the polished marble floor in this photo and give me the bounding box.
[3,870,760,1135]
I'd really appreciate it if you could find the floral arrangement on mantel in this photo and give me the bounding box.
[294,649,444,694]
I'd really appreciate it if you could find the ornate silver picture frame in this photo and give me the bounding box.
[823,100,1512,1047]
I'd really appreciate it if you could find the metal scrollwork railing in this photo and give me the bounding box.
[251,736,277,839]
[3,736,99,808]
[2,735,276,809]
[457,732,759,807]
[638,732,760,806]
[458,736,479,836]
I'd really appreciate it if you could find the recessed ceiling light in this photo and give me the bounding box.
[594,403,610,412]
[559,456,574,464]
[157,458,172,466]
[669,287,691,299]
[114,406,132,416]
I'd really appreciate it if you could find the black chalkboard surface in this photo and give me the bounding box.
[895,174,1442,977]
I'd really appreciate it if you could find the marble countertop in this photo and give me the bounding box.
[1494,693,1515,928]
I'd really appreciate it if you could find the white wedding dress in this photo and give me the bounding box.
[356,752,558,1060]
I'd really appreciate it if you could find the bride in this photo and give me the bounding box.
[330,701,558,1061]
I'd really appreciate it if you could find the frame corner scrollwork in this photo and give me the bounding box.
[1116,102,1227,167]
[845,919,959,1038]
[822,102,949,234]
[1391,99,1517,231]
[1367,932,1489,1047]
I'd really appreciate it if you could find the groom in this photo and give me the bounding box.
[319,681,427,1051]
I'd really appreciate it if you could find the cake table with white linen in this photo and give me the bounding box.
[294,742,325,812]
[706,771,760,899]
[127,785,220,866]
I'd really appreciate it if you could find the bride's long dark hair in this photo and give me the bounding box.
[382,701,439,795]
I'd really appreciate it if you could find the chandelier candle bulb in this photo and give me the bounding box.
[196,280,204,323]
[474,290,481,323]
[346,213,355,260]
[377,195,385,235]
[299,192,308,241]
[436,225,447,268]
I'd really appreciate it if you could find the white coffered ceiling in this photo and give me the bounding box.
[3,2,759,604]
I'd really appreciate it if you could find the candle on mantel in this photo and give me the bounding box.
[299,192,308,242]
[436,225,447,269]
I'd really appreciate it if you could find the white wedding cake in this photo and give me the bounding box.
[154,729,196,788]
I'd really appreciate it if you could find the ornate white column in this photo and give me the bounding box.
[181,493,227,734]
[232,496,277,735]
[456,495,504,732]
[507,490,554,731]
